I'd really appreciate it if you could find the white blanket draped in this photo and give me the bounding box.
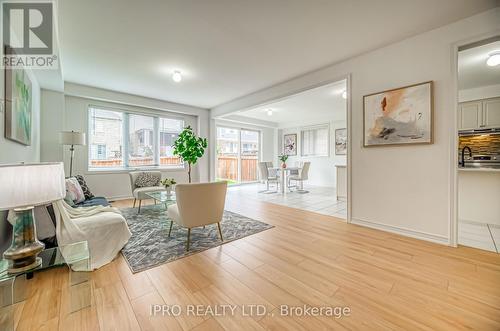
[52,200,131,270]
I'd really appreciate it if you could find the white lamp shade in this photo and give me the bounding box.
[60,131,86,146]
[0,162,66,210]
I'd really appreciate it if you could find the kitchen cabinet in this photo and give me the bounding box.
[459,101,482,130]
[459,97,500,130]
[483,98,500,128]
[458,170,500,226]
[335,165,347,201]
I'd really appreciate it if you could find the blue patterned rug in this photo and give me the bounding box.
[120,205,274,273]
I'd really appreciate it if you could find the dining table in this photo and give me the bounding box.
[270,166,301,194]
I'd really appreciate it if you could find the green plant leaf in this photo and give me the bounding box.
[172,126,208,182]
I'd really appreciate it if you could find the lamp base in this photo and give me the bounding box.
[7,257,42,274]
[3,207,45,274]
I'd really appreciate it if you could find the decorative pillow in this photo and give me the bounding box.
[74,175,94,199]
[65,177,85,203]
[135,172,160,188]
[64,194,76,207]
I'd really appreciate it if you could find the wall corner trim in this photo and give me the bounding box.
[351,217,450,246]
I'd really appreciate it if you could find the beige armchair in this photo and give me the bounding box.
[167,181,227,250]
[129,171,165,213]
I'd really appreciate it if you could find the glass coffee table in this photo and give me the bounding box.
[146,191,176,208]
[0,241,91,331]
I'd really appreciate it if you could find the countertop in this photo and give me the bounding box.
[458,167,500,173]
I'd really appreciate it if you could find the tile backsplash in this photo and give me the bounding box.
[459,134,500,156]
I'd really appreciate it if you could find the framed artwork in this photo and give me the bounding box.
[283,133,297,156]
[5,67,33,146]
[335,128,347,155]
[363,81,433,147]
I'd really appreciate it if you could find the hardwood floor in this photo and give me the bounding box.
[15,196,500,330]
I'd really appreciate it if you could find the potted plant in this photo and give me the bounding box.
[161,178,176,196]
[279,153,289,168]
[173,126,208,183]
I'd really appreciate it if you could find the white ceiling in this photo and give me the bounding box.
[59,0,497,109]
[458,40,500,90]
[235,80,346,126]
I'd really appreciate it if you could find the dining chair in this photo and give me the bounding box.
[288,161,310,193]
[265,161,279,179]
[258,162,279,193]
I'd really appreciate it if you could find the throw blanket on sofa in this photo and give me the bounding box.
[52,200,131,270]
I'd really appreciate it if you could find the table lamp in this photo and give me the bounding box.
[0,162,65,273]
[60,131,86,177]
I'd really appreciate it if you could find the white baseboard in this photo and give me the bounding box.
[351,217,450,246]
[107,195,133,202]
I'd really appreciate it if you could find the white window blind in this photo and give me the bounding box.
[301,125,329,156]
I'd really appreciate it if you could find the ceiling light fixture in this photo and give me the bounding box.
[267,109,273,116]
[486,52,500,67]
[172,70,182,82]
[342,91,347,99]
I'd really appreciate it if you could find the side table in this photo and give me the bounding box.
[0,241,91,331]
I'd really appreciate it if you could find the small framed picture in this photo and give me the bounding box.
[335,128,347,155]
[283,134,297,156]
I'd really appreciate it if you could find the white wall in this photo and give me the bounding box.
[211,8,500,245]
[40,84,210,200]
[40,89,65,162]
[0,69,41,164]
[278,119,346,187]
[459,83,500,102]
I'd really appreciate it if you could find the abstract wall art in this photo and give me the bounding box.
[363,81,433,147]
[5,68,33,146]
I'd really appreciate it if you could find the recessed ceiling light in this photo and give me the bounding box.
[267,109,273,116]
[342,91,347,99]
[486,52,500,67]
[172,70,182,82]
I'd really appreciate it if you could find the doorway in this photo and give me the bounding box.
[456,36,500,252]
[216,78,349,220]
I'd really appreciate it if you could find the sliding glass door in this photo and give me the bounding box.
[240,130,259,183]
[216,127,260,184]
[216,127,239,184]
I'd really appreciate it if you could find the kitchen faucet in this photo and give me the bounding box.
[460,146,472,167]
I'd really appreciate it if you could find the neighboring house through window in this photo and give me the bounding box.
[88,107,184,170]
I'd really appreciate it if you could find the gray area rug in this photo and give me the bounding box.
[120,205,274,273]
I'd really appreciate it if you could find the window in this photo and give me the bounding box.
[88,107,184,170]
[301,125,329,156]
[97,145,106,160]
[159,118,183,166]
[89,108,123,168]
[128,114,154,166]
